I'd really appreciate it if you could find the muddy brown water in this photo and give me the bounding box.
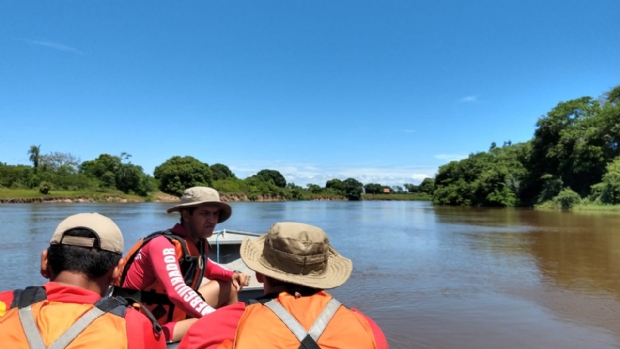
[1,202,619,348]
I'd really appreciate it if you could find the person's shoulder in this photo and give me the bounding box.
[0,290,15,302]
[123,305,164,335]
[0,290,15,317]
[350,308,389,349]
[123,305,166,348]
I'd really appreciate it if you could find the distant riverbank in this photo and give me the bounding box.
[0,188,430,203]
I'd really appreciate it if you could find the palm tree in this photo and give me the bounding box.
[28,144,41,171]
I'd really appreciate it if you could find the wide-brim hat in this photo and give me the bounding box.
[166,187,232,223]
[240,222,352,289]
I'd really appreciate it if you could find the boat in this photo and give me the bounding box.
[167,229,263,348]
[204,229,264,301]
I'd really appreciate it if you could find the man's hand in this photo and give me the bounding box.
[232,271,251,291]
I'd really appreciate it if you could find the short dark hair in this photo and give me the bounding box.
[47,228,121,279]
[179,207,196,224]
[263,276,321,296]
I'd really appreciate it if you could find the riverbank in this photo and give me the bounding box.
[0,188,429,203]
[363,193,432,201]
[535,203,620,212]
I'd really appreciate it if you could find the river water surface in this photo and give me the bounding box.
[1,201,619,348]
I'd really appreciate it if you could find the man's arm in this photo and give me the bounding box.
[125,308,166,349]
[147,237,216,317]
[203,258,235,281]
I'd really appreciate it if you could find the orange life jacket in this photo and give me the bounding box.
[0,286,140,349]
[112,230,206,325]
[222,291,378,349]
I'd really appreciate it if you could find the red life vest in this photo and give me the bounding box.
[113,230,207,325]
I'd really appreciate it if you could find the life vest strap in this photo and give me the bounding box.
[18,304,106,349]
[263,298,342,349]
[11,286,47,309]
[111,287,173,306]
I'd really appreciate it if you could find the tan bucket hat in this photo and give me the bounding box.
[166,186,232,223]
[240,222,352,289]
[50,213,124,254]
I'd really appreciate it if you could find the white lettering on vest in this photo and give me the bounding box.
[170,277,184,286]
[162,243,215,316]
[184,290,197,302]
[163,248,176,256]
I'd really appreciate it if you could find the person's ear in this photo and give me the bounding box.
[40,249,51,279]
[110,257,125,285]
[180,209,191,222]
[255,272,265,284]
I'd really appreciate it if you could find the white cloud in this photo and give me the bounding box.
[229,161,436,187]
[459,95,478,103]
[434,154,467,161]
[17,39,85,55]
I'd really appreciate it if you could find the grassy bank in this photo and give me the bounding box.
[0,188,147,202]
[534,199,620,212]
[0,188,432,203]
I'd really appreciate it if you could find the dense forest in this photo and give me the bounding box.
[433,85,620,208]
[0,150,433,201]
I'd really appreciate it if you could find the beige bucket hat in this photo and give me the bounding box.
[240,222,352,289]
[167,186,232,223]
[50,213,124,254]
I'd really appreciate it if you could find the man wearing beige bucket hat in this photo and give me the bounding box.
[0,213,165,349]
[178,222,388,349]
[112,187,251,343]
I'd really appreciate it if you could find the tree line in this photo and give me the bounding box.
[433,85,620,208]
[1,150,433,201]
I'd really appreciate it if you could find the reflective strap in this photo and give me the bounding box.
[307,299,341,341]
[18,306,46,349]
[18,305,106,349]
[48,306,106,349]
[263,298,342,343]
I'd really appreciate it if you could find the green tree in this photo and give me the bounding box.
[364,183,383,194]
[306,183,323,194]
[154,156,213,196]
[403,183,418,193]
[39,152,80,173]
[419,178,435,195]
[79,154,122,183]
[28,145,41,172]
[210,163,235,181]
[343,178,363,200]
[528,97,604,197]
[326,179,345,193]
[553,188,581,209]
[591,157,620,204]
[254,169,286,188]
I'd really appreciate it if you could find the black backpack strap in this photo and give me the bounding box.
[120,230,172,286]
[118,229,205,323]
[120,230,202,291]
[101,296,163,335]
[110,287,174,306]
[11,286,48,309]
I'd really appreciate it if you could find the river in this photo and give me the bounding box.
[1,201,619,348]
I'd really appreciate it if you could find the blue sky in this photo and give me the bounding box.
[1,1,619,187]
